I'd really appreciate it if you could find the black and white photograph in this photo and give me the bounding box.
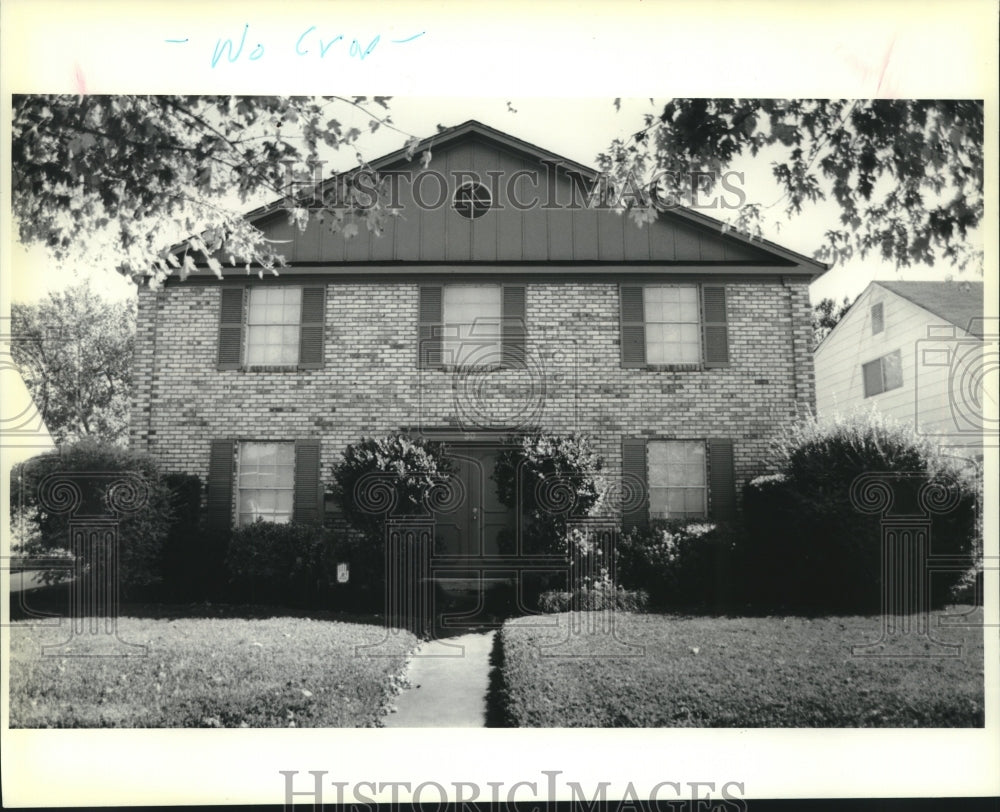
[1,1,997,809]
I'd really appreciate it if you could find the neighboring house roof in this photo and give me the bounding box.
[875,280,985,337]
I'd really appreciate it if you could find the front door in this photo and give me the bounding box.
[434,445,516,561]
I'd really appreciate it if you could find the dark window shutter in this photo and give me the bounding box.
[293,440,322,524]
[621,437,649,532]
[217,287,245,369]
[702,285,730,367]
[501,284,527,368]
[620,285,647,368]
[298,286,326,369]
[418,285,443,368]
[708,438,735,521]
[207,440,235,531]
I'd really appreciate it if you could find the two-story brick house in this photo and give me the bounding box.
[130,120,826,565]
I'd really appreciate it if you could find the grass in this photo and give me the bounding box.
[8,612,418,728]
[497,608,985,727]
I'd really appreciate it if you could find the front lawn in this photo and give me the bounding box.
[498,609,985,727]
[8,614,417,727]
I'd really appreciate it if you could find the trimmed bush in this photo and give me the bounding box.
[617,520,739,610]
[493,433,609,557]
[538,576,649,613]
[328,434,453,609]
[742,410,980,612]
[11,439,174,595]
[225,520,336,607]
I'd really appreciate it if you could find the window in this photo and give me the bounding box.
[643,285,701,363]
[441,284,502,366]
[647,440,707,520]
[237,442,295,526]
[217,285,325,370]
[246,287,301,365]
[419,284,526,369]
[621,437,735,529]
[620,284,729,368]
[453,181,492,219]
[862,349,903,397]
[871,301,884,335]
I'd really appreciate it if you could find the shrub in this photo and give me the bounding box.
[538,575,649,613]
[493,432,609,557]
[225,520,336,607]
[328,434,453,607]
[159,473,205,602]
[10,439,174,595]
[742,410,980,612]
[616,520,739,610]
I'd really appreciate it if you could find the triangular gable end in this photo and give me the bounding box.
[230,121,830,276]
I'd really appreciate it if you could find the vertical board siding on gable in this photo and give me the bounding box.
[472,144,500,261]
[445,142,475,262]
[419,163,448,262]
[393,162,422,261]
[255,141,779,265]
[496,149,525,262]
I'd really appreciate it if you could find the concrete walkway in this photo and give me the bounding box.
[382,630,496,727]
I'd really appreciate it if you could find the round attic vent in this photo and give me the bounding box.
[453,181,492,219]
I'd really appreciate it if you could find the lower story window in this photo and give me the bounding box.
[647,440,707,520]
[237,442,295,525]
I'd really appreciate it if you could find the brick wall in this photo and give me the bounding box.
[130,276,815,507]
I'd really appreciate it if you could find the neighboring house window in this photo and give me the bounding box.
[621,437,736,530]
[237,442,295,525]
[418,284,526,368]
[620,284,729,368]
[862,349,903,397]
[647,440,707,519]
[871,302,884,335]
[217,285,326,370]
[246,287,302,365]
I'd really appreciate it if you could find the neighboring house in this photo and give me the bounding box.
[130,120,827,559]
[814,279,987,462]
[1,367,55,471]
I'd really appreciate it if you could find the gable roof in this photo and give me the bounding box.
[876,280,985,337]
[178,119,831,279]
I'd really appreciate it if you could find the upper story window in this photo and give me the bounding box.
[643,285,701,364]
[871,301,884,335]
[418,284,526,369]
[246,287,302,365]
[442,284,502,366]
[620,284,729,369]
[217,285,325,370]
[237,442,295,525]
[862,349,903,397]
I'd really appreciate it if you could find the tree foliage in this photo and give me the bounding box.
[11,95,410,282]
[11,282,135,445]
[600,99,983,271]
[812,295,854,348]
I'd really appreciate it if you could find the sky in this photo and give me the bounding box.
[9,95,983,308]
